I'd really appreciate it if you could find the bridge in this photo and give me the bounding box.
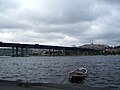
[0,42,95,57]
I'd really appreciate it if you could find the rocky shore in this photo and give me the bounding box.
[0,80,115,90]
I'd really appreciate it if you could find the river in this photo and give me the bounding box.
[0,55,120,89]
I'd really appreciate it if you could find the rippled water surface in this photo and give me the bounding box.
[0,56,120,89]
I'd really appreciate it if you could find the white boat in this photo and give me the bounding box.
[69,68,87,80]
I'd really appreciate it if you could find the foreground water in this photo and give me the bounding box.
[0,56,120,89]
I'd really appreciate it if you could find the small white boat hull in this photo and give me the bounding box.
[69,68,87,80]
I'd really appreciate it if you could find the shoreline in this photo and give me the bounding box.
[0,80,115,90]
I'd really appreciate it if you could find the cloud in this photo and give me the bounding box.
[0,0,19,11]
[20,0,110,25]
[102,0,120,4]
[0,0,120,46]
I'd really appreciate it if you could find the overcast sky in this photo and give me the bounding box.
[0,0,120,46]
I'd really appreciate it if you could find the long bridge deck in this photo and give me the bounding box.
[0,42,95,57]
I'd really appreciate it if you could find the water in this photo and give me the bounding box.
[0,56,120,89]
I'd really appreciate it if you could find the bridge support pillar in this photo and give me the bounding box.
[25,47,29,56]
[48,49,51,56]
[52,49,55,56]
[77,49,80,55]
[16,47,19,57]
[11,47,15,57]
[67,49,70,56]
[58,49,61,56]
[21,47,24,57]
[63,49,66,56]
[74,49,76,55]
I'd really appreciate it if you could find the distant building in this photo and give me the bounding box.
[29,49,48,55]
[79,43,109,50]
[0,48,11,56]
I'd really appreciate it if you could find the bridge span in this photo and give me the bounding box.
[0,42,95,57]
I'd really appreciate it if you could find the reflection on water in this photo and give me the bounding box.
[69,77,86,84]
[0,56,120,89]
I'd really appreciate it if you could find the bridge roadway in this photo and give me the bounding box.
[0,42,94,57]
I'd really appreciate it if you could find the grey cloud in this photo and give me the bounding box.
[0,0,120,46]
[0,12,32,29]
[34,22,90,36]
[102,0,120,4]
[23,0,106,24]
[0,0,19,12]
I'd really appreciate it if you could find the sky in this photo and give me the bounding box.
[0,0,120,46]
